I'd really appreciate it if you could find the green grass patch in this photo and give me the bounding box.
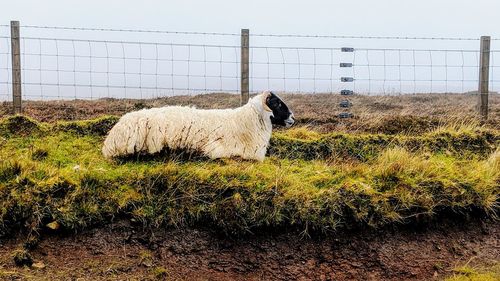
[445,263,500,281]
[54,115,119,136]
[0,116,498,237]
[271,127,499,161]
[0,115,45,138]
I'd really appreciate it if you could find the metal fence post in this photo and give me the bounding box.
[240,29,249,105]
[478,36,490,120]
[10,20,22,114]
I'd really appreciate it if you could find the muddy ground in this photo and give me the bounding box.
[0,218,498,281]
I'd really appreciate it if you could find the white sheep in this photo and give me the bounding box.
[102,91,294,161]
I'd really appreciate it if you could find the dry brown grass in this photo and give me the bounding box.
[1,92,499,133]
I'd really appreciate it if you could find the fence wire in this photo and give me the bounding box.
[13,37,241,101]
[0,34,10,102]
[0,25,499,105]
[248,46,485,95]
[17,24,500,40]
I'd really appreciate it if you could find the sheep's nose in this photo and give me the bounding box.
[285,114,295,128]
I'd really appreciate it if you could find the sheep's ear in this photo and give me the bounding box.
[262,91,273,112]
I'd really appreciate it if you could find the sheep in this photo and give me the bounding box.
[102,91,294,161]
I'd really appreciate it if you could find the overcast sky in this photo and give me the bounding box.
[1,1,499,99]
[2,0,499,37]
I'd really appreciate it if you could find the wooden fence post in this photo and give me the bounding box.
[478,36,490,120]
[10,20,22,114]
[240,29,249,105]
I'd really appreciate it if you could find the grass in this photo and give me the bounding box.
[271,126,498,161]
[2,93,499,132]
[445,263,500,281]
[0,115,498,240]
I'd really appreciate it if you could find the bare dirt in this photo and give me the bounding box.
[1,218,498,280]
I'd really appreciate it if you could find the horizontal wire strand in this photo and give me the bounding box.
[19,37,485,52]
[17,25,500,41]
[0,27,497,100]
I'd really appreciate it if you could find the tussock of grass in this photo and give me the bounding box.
[11,248,33,267]
[365,115,442,135]
[271,127,499,161]
[0,116,498,237]
[0,115,45,137]
[54,115,120,136]
[446,263,500,281]
[431,118,484,135]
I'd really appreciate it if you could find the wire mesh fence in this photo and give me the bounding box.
[18,38,241,99]
[248,46,487,94]
[0,23,498,120]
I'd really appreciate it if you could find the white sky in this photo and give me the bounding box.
[0,0,499,99]
[2,0,499,38]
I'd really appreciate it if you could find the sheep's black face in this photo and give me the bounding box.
[266,92,295,128]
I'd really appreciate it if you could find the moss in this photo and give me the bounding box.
[151,267,169,279]
[0,161,22,182]
[31,148,49,161]
[0,115,43,137]
[270,129,499,161]
[0,145,498,237]
[139,250,154,267]
[11,249,33,267]
[283,127,322,140]
[55,115,119,136]
[0,116,498,237]
[446,263,500,281]
[1,116,496,161]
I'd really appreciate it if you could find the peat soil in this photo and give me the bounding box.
[0,218,498,281]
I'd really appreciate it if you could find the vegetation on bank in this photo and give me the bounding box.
[0,115,498,240]
[445,263,500,281]
[3,93,499,132]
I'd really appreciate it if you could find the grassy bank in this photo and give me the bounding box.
[0,116,498,239]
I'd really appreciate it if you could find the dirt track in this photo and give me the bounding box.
[1,218,498,280]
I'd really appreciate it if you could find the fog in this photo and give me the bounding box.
[0,0,498,100]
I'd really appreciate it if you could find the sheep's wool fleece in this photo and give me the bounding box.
[102,93,274,161]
